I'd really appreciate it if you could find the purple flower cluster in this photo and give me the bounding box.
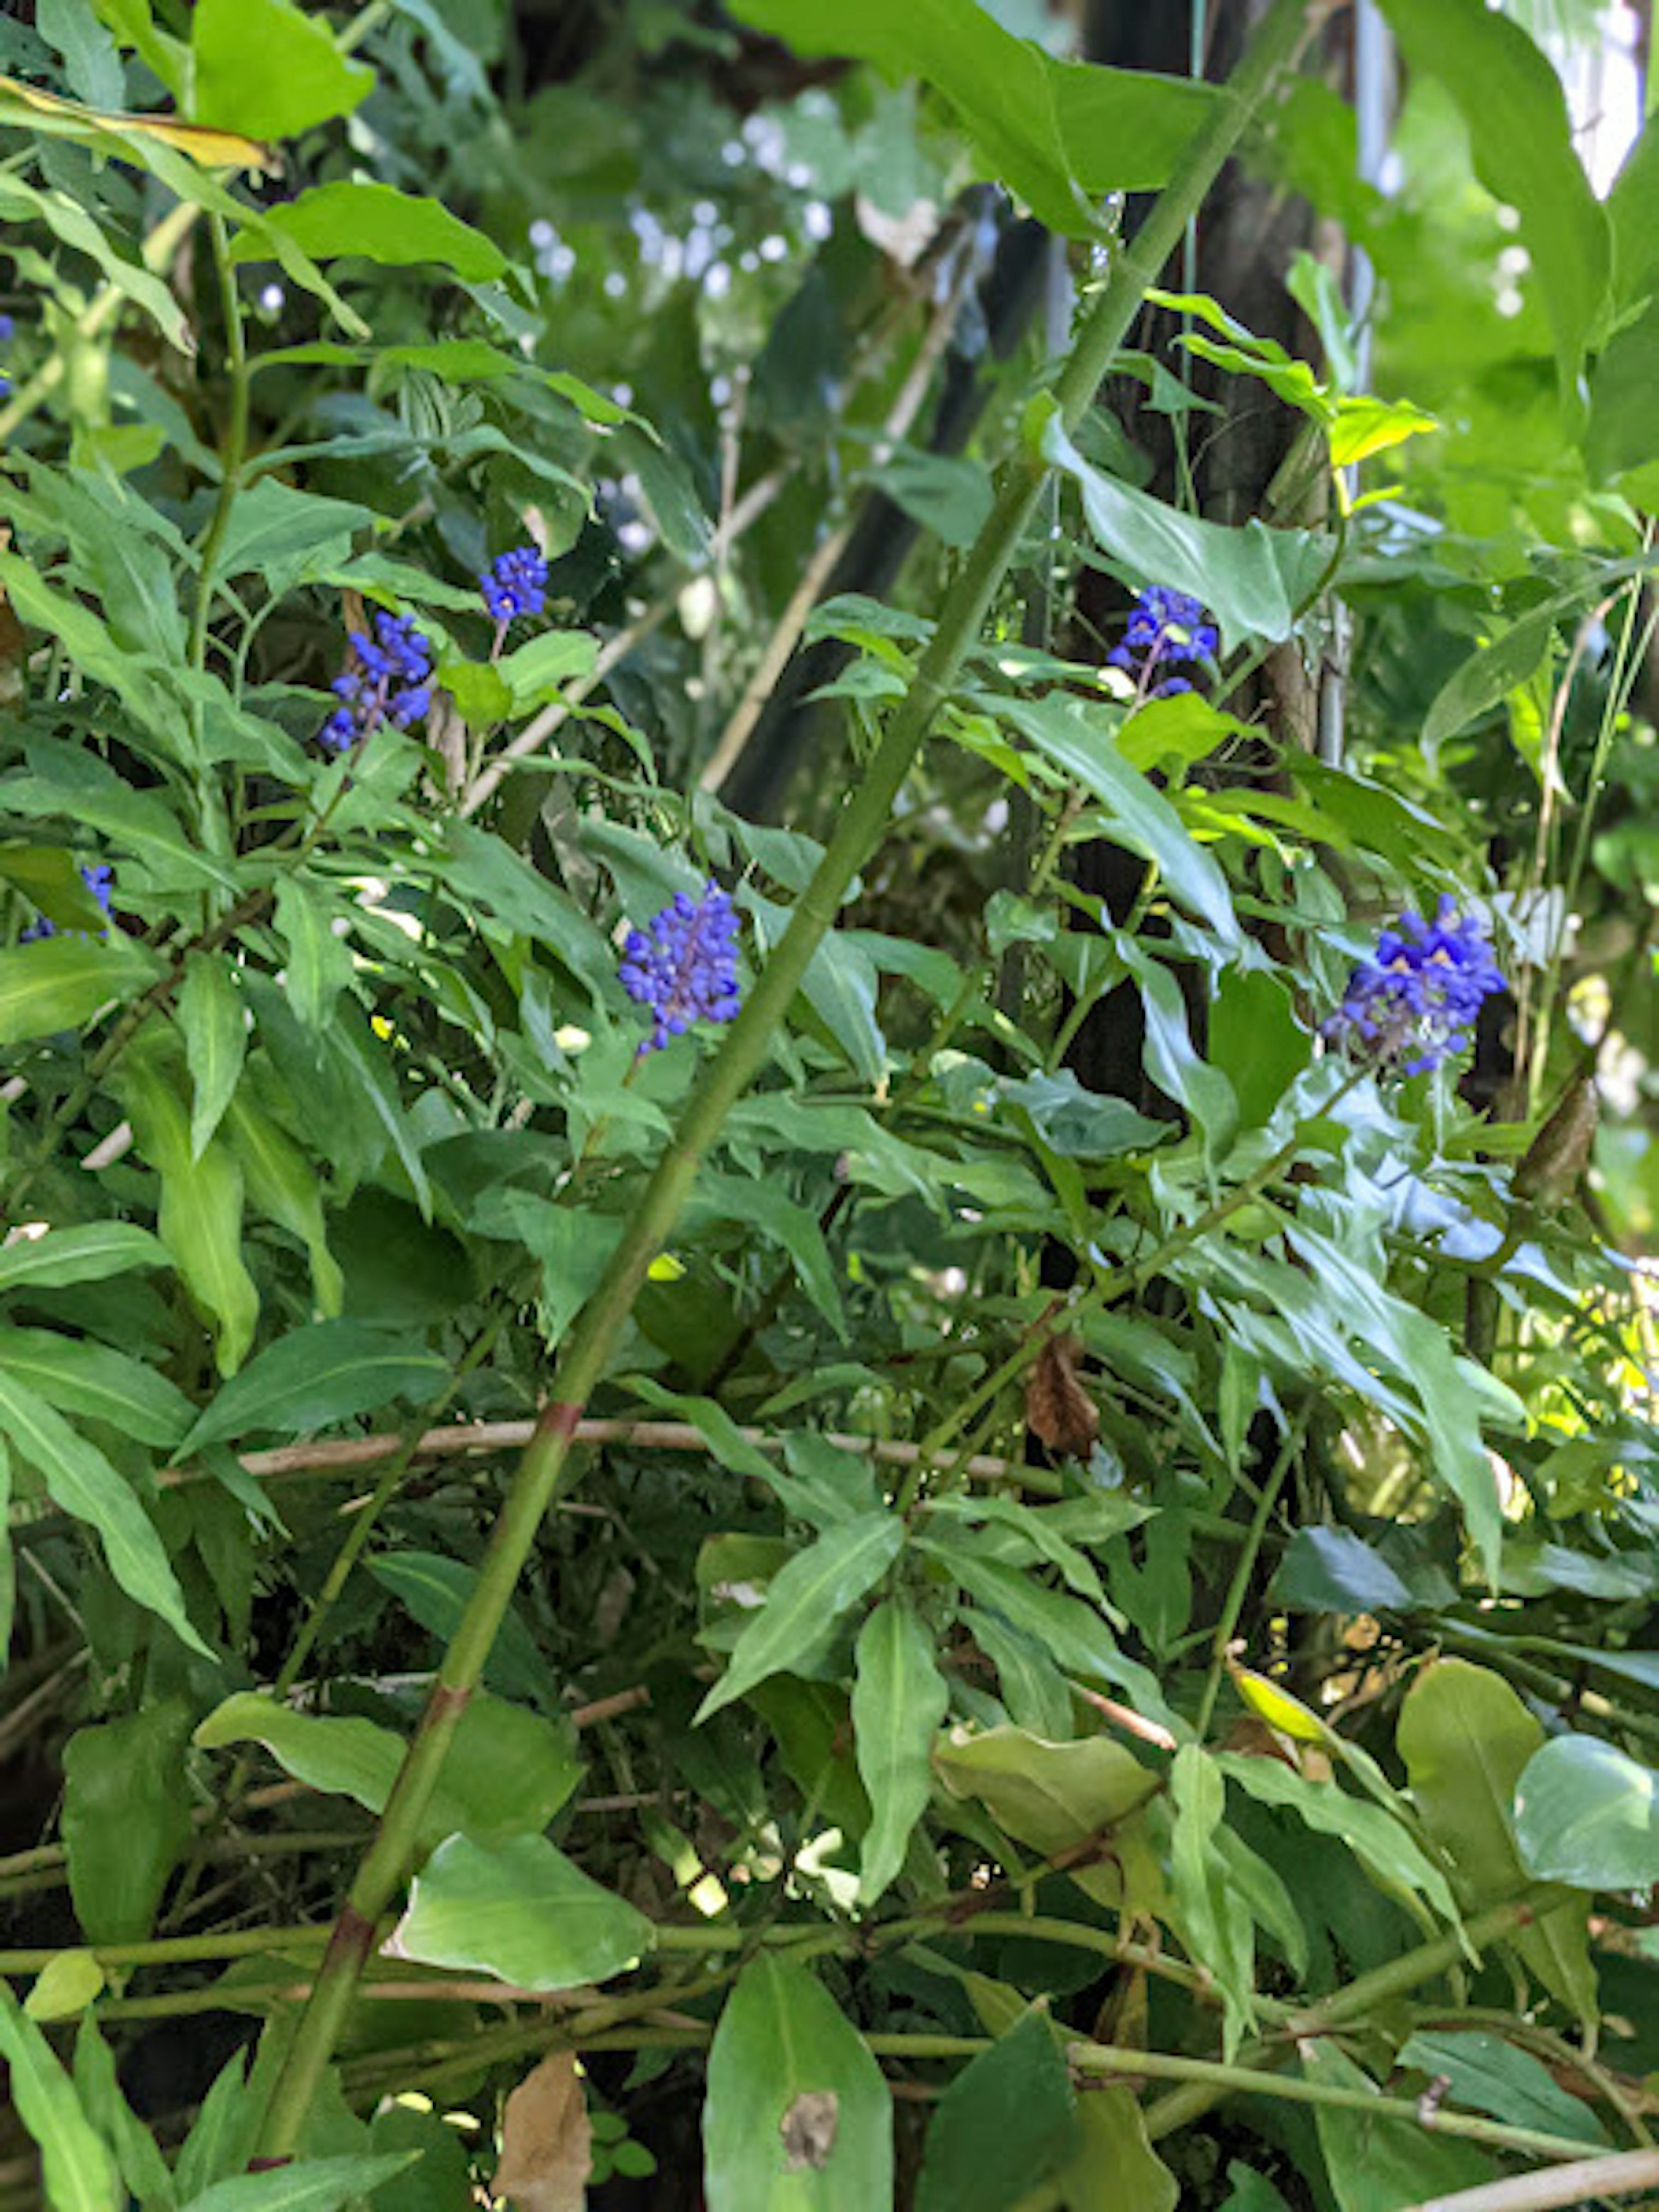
[481,544,549,630]
[320,610,433,752]
[619,881,741,1053]
[0,313,13,398]
[1326,897,1504,1074]
[20,861,113,944]
[1108,585,1218,701]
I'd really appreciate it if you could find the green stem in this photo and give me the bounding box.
[253,1,1316,2156]
[1193,1403,1311,1739]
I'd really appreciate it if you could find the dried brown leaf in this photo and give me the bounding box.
[491,2049,592,2212]
[1026,1333,1099,1457]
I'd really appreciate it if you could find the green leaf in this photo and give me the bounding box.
[74,2014,179,2212]
[871,447,993,548]
[1397,1661,1596,2024]
[922,1541,1169,1723]
[5,750,238,893]
[852,1598,948,1904]
[915,2006,1079,2212]
[1042,416,1326,653]
[176,2153,416,2212]
[0,1981,121,2212]
[685,1170,844,1333]
[1396,2030,1608,2148]
[194,1691,578,1852]
[0,934,164,1046]
[182,1319,443,1452]
[0,1371,210,1657]
[222,1087,345,1317]
[727,0,1215,235]
[213,478,378,585]
[1300,2040,1494,2212]
[496,628,599,709]
[230,179,505,280]
[1119,938,1239,1165]
[365,1551,553,1712]
[118,1049,259,1378]
[273,879,356,1033]
[1042,2088,1178,2212]
[1271,1527,1415,1616]
[391,1832,654,1990]
[1513,1735,1659,1892]
[190,0,372,139]
[62,1701,194,1942]
[1000,697,1239,948]
[1375,0,1608,393]
[933,1726,1167,1918]
[0,1221,167,1296]
[704,1954,894,2210]
[0,172,186,352]
[1217,1754,1460,1924]
[695,1513,905,1722]
[24,1949,105,2022]
[177,955,247,1160]
[1170,1745,1255,2053]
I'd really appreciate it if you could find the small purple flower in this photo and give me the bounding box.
[1107,585,1218,702]
[319,610,433,752]
[619,880,742,1053]
[1325,897,1504,1075]
[20,861,114,943]
[481,544,550,629]
[0,312,13,398]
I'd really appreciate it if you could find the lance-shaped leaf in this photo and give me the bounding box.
[391,1833,653,1991]
[181,1319,446,1451]
[0,1982,121,2212]
[0,1221,167,1296]
[0,933,163,1047]
[696,1512,905,1723]
[915,2005,1078,2212]
[853,1597,948,1903]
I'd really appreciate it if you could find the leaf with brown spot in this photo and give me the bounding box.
[780,2088,840,2171]
[491,2050,592,2212]
[1026,1333,1099,1457]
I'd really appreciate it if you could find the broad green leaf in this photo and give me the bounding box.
[24,1949,105,2022]
[365,1551,553,1712]
[0,1371,210,1657]
[1119,938,1239,1164]
[496,628,599,707]
[190,0,372,139]
[1513,1735,1659,1891]
[182,1319,442,1451]
[1397,1661,1596,2024]
[0,934,164,1046]
[230,179,505,280]
[1376,0,1608,392]
[4,750,238,893]
[685,1170,844,1332]
[695,1513,905,1722]
[1170,1747,1255,2053]
[1000,697,1239,947]
[1037,2087,1178,2212]
[1300,2040,1494,2212]
[468,1189,622,1344]
[1043,417,1326,653]
[63,1701,194,1942]
[118,1050,258,1377]
[177,955,247,1160]
[194,1691,578,1852]
[852,1598,948,1903]
[1217,1754,1459,1923]
[727,0,1214,235]
[391,1833,653,1990]
[934,1726,1167,1917]
[0,172,186,351]
[177,2153,416,2212]
[222,1087,345,1317]
[0,1981,121,2212]
[1396,2031,1608,2148]
[915,2007,1079,2212]
[705,1956,892,2210]
[1271,1526,1415,1616]
[213,478,378,585]
[0,1221,167,1295]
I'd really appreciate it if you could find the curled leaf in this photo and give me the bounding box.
[1026,1333,1100,1457]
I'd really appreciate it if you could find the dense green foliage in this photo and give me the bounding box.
[0,1,1655,2206]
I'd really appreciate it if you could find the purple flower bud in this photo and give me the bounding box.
[617,880,742,1054]
[481,544,550,627]
[317,609,433,751]
[1109,585,1217,701]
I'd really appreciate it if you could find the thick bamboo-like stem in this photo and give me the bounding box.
[253,0,1316,2156]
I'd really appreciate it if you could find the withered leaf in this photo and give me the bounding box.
[492,2049,592,2212]
[1026,1333,1100,1457]
[780,2088,840,2171]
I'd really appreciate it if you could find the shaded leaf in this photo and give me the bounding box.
[852,1597,949,1903]
[0,1221,167,1296]
[696,1512,904,1722]
[182,1320,446,1451]
[915,2006,1078,2212]
[1300,2039,1494,2212]
[177,955,247,1161]
[176,2153,416,2212]
[0,933,164,1046]
[62,1700,194,1942]
[0,1981,121,2212]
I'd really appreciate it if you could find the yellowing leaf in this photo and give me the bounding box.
[0,72,275,171]
[1229,1665,1331,1746]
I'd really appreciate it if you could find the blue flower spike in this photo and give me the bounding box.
[319,610,434,752]
[20,861,114,944]
[1325,897,1504,1075]
[481,544,550,648]
[619,880,742,1055]
[1107,585,1219,702]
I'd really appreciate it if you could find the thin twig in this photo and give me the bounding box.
[1405,2148,1659,2212]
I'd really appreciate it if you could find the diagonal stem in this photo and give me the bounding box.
[253,0,1317,2156]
